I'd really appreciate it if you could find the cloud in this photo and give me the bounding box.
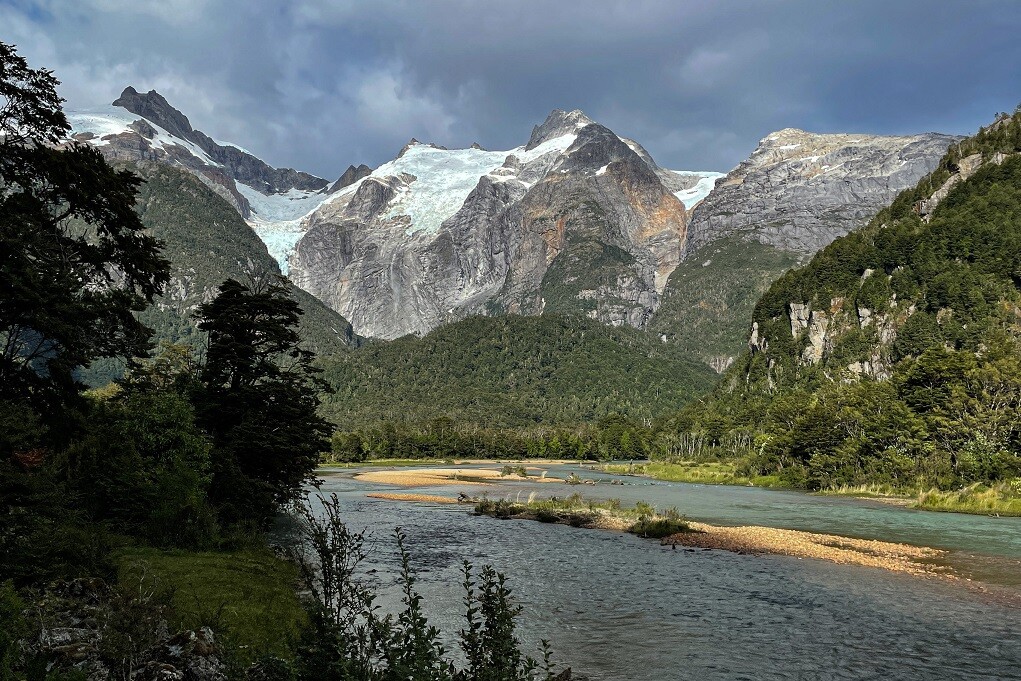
[2,0,1020,177]
[350,66,456,143]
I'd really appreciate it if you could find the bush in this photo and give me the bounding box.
[628,518,691,539]
[0,581,25,681]
[291,492,562,680]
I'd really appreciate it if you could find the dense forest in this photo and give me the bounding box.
[670,110,1021,496]
[317,314,715,462]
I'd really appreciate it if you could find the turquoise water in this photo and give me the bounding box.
[312,466,1021,680]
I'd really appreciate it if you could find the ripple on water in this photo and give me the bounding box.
[311,472,1021,680]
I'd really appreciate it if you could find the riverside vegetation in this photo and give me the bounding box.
[0,43,566,681]
[320,109,1021,518]
[473,494,693,539]
[662,108,1021,514]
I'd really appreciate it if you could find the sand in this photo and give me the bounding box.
[366,492,461,504]
[664,522,950,578]
[354,467,561,487]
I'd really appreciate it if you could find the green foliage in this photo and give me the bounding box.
[629,518,691,539]
[0,581,25,681]
[320,314,715,431]
[539,231,638,316]
[63,389,217,548]
[0,40,169,423]
[678,112,1021,493]
[196,279,332,527]
[0,455,111,587]
[649,237,801,367]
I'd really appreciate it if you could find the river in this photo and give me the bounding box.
[310,464,1021,680]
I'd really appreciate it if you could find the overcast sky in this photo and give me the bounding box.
[3,0,1020,179]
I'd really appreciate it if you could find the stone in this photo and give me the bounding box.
[290,109,688,339]
[685,128,960,255]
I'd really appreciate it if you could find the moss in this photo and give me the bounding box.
[113,547,307,665]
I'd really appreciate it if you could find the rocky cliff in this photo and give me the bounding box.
[685,128,959,256]
[67,89,368,272]
[290,110,692,339]
[740,113,1021,388]
[647,127,957,371]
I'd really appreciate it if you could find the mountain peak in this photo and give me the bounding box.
[526,108,595,150]
[113,86,194,140]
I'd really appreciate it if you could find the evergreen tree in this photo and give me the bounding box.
[195,278,331,526]
[0,41,169,427]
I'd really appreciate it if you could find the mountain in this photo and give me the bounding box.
[679,112,1021,490]
[79,161,358,386]
[684,127,960,255]
[68,91,956,362]
[290,109,716,339]
[318,314,716,430]
[67,88,354,272]
[648,128,957,369]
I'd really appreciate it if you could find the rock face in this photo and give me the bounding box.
[290,109,690,339]
[329,164,373,193]
[111,87,328,195]
[68,88,361,270]
[685,128,959,255]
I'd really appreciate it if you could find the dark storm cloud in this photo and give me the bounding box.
[2,0,1019,179]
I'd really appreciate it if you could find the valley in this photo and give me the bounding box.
[5,14,1021,679]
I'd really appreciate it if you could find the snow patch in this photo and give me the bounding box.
[236,184,333,274]
[595,164,610,176]
[667,171,726,209]
[514,133,577,163]
[67,105,221,168]
[372,144,509,236]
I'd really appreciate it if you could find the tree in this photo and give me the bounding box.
[0,41,169,424]
[195,278,331,526]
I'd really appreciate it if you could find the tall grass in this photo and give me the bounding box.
[599,461,781,487]
[914,483,1021,516]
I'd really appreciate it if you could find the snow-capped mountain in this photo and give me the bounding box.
[67,89,956,347]
[290,109,706,339]
[67,87,357,273]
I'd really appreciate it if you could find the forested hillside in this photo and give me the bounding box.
[674,111,1021,494]
[83,163,357,383]
[648,237,801,371]
[320,314,715,428]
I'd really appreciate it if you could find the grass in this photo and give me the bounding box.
[598,461,782,487]
[473,493,696,539]
[816,483,913,501]
[113,546,307,664]
[815,481,1021,516]
[913,483,1021,516]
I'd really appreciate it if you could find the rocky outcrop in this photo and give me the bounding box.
[290,110,688,339]
[686,128,959,255]
[112,87,328,194]
[329,163,373,192]
[914,150,1010,219]
[22,579,227,681]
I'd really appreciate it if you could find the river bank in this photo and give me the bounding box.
[361,486,964,581]
[470,495,959,580]
[594,461,1021,517]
